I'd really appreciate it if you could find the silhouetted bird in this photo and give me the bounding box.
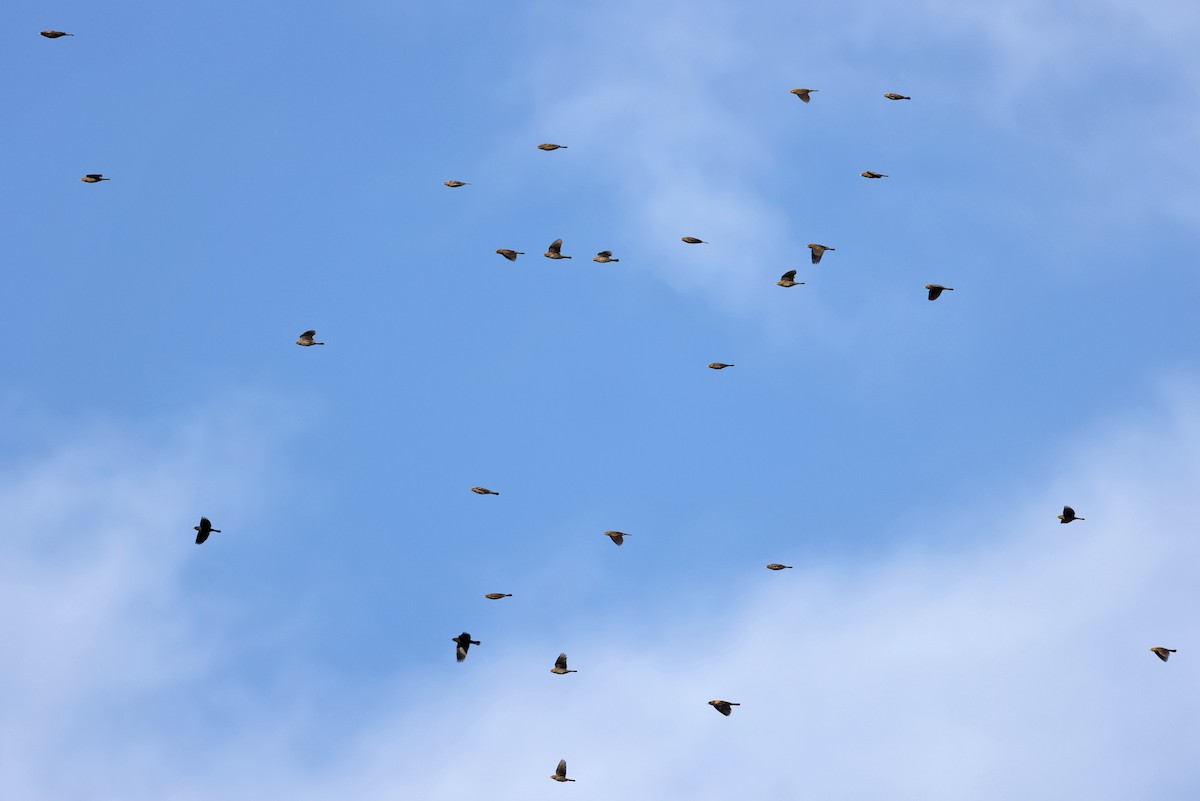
[861,171,888,178]
[41,30,74,38]
[593,250,619,263]
[708,362,734,369]
[603,530,630,546]
[550,653,577,674]
[776,270,804,288]
[538,143,567,151]
[925,284,953,301]
[194,517,221,545]
[471,487,499,495]
[453,632,480,662]
[484,593,512,600]
[808,244,835,264]
[1057,505,1084,523]
[550,760,575,782]
[681,236,706,244]
[708,700,740,716]
[295,330,324,346]
[81,174,109,183]
[884,93,911,100]
[766,564,793,570]
[496,249,524,261]
[1150,647,1177,662]
[789,88,818,103]
[544,239,571,259]
[443,180,470,187]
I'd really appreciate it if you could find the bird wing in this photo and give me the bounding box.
[548,239,563,254]
[200,517,211,528]
[85,174,104,179]
[195,530,209,544]
[555,653,569,670]
[780,269,797,281]
[597,251,612,258]
[556,760,568,778]
[928,287,942,300]
[810,247,823,264]
[1063,506,1074,517]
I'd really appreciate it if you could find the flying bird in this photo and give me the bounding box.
[789,88,818,103]
[807,244,835,264]
[81,174,110,183]
[861,171,888,179]
[708,700,740,716]
[766,564,793,570]
[1150,647,1177,662]
[295,330,325,346]
[603,530,630,546]
[550,760,575,782]
[453,632,480,662]
[484,593,512,600]
[41,30,74,38]
[1057,505,1084,523]
[884,93,911,100]
[443,180,470,187]
[708,362,734,369]
[681,236,706,244]
[495,249,524,261]
[471,487,499,495]
[776,270,804,288]
[550,653,577,674]
[538,143,568,151]
[193,517,221,545]
[544,239,571,259]
[593,250,619,263]
[924,284,953,301]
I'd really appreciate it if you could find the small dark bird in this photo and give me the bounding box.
[708,362,734,369]
[544,239,571,259]
[550,759,575,782]
[453,632,480,662]
[538,143,568,151]
[1057,505,1084,524]
[789,88,818,103]
[603,530,630,546]
[443,180,470,187]
[681,236,706,244]
[807,244,835,264]
[41,30,74,38]
[1150,647,1177,662]
[777,269,804,288]
[81,174,110,183]
[471,487,499,495]
[593,250,619,263]
[884,93,911,100]
[765,564,793,570]
[484,593,512,600]
[708,700,740,716]
[861,171,888,179]
[550,653,577,674]
[496,249,524,261]
[295,330,324,346]
[924,284,953,301]
[194,517,221,545]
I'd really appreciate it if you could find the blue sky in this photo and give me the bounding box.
[2,0,1199,798]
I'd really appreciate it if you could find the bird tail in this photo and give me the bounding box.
[566,779,576,782]
[611,258,620,262]
[564,256,573,259]
[314,342,325,345]
[471,640,481,645]
[1075,515,1083,519]
[730,702,741,706]
[212,529,221,533]
[99,177,111,180]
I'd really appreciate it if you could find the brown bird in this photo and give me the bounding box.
[453,632,480,662]
[924,284,953,301]
[471,487,499,495]
[41,30,74,38]
[484,593,512,600]
[81,174,110,183]
[593,250,620,263]
[807,244,835,264]
[443,180,470,187]
[884,93,911,100]
[544,239,571,259]
[1149,647,1177,662]
[550,759,575,782]
[681,236,706,244]
[295,330,324,346]
[708,700,740,716]
[708,362,734,369]
[495,249,524,261]
[603,530,630,546]
[789,88,818,103]
[765,564,793,570]
[776,270,804,288]
[1057,505,1084,524]
[538,143,568,151]
[193,517,221,545]
[550,653,577,674]
[861,171,888,179]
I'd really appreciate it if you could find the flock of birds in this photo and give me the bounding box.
[41,23,1178,786]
